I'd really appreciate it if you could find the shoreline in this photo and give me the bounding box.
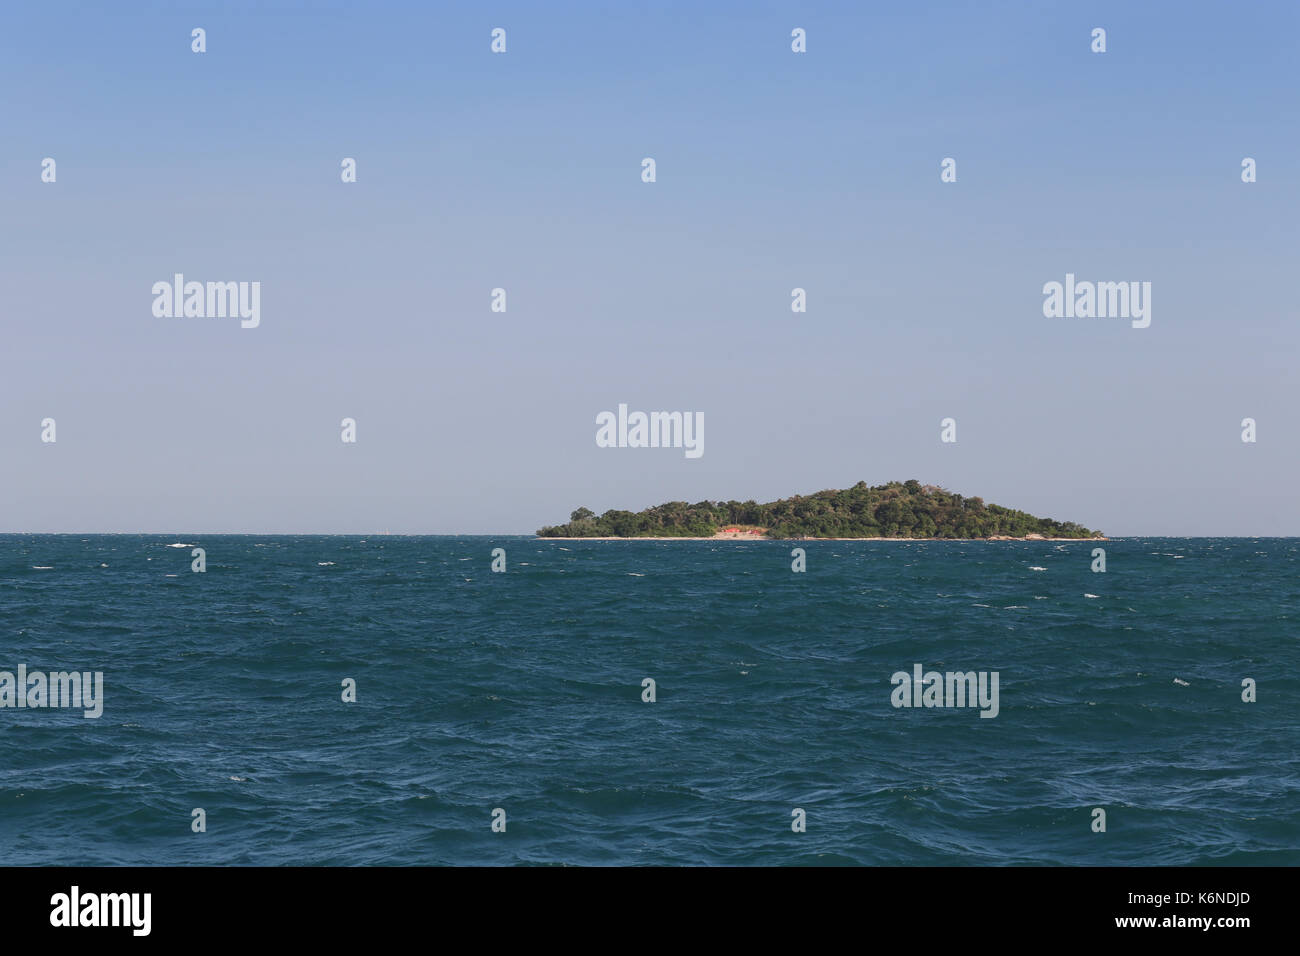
[537,535,1110,542]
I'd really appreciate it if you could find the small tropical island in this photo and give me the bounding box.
[537,480,1104,540]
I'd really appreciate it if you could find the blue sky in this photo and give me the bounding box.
[1,1,1296,534]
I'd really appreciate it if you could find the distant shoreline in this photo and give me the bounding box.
[537,535,1110,542]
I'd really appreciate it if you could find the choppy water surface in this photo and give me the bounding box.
[1,535,1296,865]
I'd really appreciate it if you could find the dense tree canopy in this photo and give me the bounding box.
[537,481,1101,539]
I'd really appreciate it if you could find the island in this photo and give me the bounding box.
[537,480,1104,540]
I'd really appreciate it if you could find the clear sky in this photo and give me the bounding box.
[1,1,1296,535]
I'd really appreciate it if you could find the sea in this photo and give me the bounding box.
[1,535,1296,866]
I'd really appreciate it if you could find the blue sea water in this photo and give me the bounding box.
[0,535,1296,866]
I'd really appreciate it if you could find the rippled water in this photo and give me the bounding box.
[1,535,1296,865]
